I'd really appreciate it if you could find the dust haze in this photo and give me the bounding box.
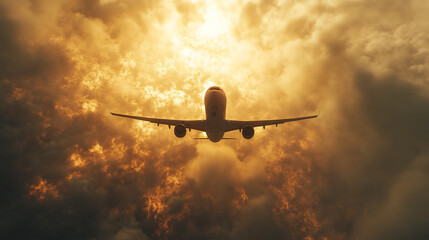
[1,0,429,239]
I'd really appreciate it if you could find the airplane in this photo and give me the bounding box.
[111,86,318,142]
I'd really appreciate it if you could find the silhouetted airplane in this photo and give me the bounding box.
[111,86,317,142]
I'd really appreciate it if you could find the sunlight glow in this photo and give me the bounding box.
[12,0,335,238]
[82,99,98,113]
[28,179,59,200]
[196,3,230,38]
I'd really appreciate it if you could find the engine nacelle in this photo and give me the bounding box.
[174,124,186,138]
[242,125,254,139]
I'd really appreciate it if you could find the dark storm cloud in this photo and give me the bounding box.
[346,73,429,239]
[299,1,429,239]
[230,196,285,240]
[0,1,168,239]
[311,71,429,239]
[351,153,429,240]
[1,0,429,239]
[231,0,429,239]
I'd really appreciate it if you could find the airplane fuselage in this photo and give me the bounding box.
[204,87,227,142]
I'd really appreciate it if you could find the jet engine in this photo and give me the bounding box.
[242,125,254,139]
[174,124,187,138]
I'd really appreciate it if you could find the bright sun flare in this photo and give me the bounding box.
[196,3,230,38]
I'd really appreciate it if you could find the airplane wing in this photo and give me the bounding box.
[110,112,206,132]
[225,114,318,132]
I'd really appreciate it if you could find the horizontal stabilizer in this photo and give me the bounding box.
[193,138,236,140]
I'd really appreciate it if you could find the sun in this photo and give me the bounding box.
[196,2,231,38]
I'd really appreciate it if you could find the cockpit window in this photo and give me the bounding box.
[209,86,221,91]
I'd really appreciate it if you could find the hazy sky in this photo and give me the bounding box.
[1,0,429,239]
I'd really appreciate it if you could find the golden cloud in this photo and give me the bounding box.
[1,0,429,239]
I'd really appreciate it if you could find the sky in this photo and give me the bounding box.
[1,0,429,239]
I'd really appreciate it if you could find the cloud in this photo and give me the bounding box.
[115,227,149,240]
[1,0,429,239]
[351,153,429,240]
[231,196,284,240]
[186,143,264,188]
